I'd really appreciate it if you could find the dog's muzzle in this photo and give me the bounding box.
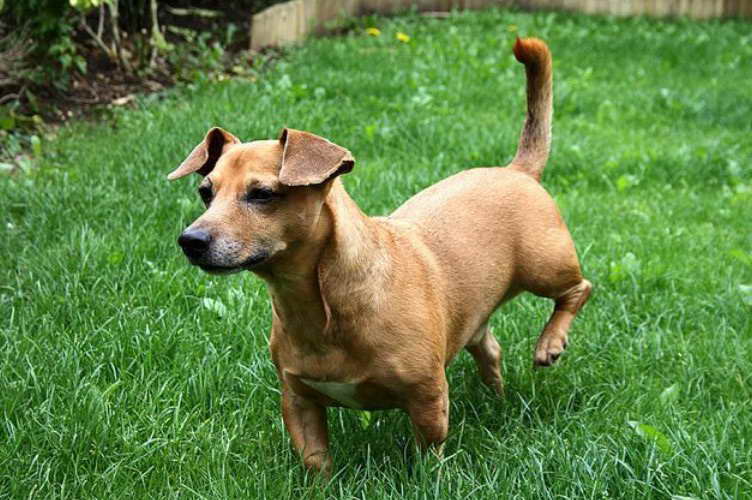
[177,228,270,272]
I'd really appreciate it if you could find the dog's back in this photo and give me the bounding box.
[389,38,583,360]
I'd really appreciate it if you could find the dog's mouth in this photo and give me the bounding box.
[193,251,270,274]
[241,250,270,268]
[196,262,243,275]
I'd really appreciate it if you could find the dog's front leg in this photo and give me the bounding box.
[281,387,332,475]
[406,376,449,455]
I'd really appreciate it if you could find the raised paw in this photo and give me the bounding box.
[533,279,590,368]
[533,336,567,367]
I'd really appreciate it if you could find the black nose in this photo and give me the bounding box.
[178,228,212,258]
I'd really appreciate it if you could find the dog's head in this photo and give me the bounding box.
[168,127,354,274]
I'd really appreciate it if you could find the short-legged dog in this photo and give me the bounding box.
[169,37,592,475]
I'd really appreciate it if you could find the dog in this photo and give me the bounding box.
[168,37,592,475]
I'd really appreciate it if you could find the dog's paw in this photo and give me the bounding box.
[533,338,567,367]
[303,451,333,477]
[481,374,504,396]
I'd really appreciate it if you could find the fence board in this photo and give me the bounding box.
[742,0,752,16]
[251,0,751,50]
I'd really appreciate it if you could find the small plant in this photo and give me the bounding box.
[0,1,267,167]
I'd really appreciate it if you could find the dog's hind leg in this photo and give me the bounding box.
[533,279,592,367]
[465,323,504,395]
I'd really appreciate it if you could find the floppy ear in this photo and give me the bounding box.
[278,128,355,186]
[167,127,240,180]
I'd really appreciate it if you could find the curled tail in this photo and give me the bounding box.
[510,37,553,183]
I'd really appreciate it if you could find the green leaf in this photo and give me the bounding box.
[0,111,15,131]
[74,56,87,74]
[101,380,122,399]
[609,252,641,283]
[729,249,752,268]
[628,421,673,455]
[364,124,377,141]
[69,0,108,10]
[616,174,639,192]
[60,54,72,69]
[357,410,373,429]
[739,285,752,306]
[107,251,125,266]
[25,90,41,114]
[622,252,641,273]
[202,297,227,317]
[659,384,680,405]
[30,135,42,156]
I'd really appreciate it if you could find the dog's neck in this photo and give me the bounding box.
[260,179,390,346]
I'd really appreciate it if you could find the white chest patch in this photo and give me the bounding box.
[300,378,363,409]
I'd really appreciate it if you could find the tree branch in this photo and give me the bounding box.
[107,0,131,72]
[97,4,105,40]
[80,13,114,62]
[149,0,160,68]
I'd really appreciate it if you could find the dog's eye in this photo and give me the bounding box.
[198,185,213,205]
[246,188,277,204]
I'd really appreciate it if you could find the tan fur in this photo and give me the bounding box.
[169,37,591,475]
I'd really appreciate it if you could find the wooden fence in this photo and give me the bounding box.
[250,0,752,50]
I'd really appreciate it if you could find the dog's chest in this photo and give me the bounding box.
[283,369,401,410]
[299,378,363,409]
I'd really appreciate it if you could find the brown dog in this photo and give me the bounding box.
[168,37,591,474]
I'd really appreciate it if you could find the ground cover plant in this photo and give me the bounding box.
[0,1,270,168]
[1,7,751,499]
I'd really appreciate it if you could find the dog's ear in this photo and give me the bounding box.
[278,128,354,186]
[167,127,240,180]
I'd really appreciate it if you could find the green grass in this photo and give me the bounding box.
[2,7,751,499]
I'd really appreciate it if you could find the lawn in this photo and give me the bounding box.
[1,7,751,499]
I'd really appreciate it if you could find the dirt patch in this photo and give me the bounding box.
[2,8,254,125]
[0,5,293,171]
